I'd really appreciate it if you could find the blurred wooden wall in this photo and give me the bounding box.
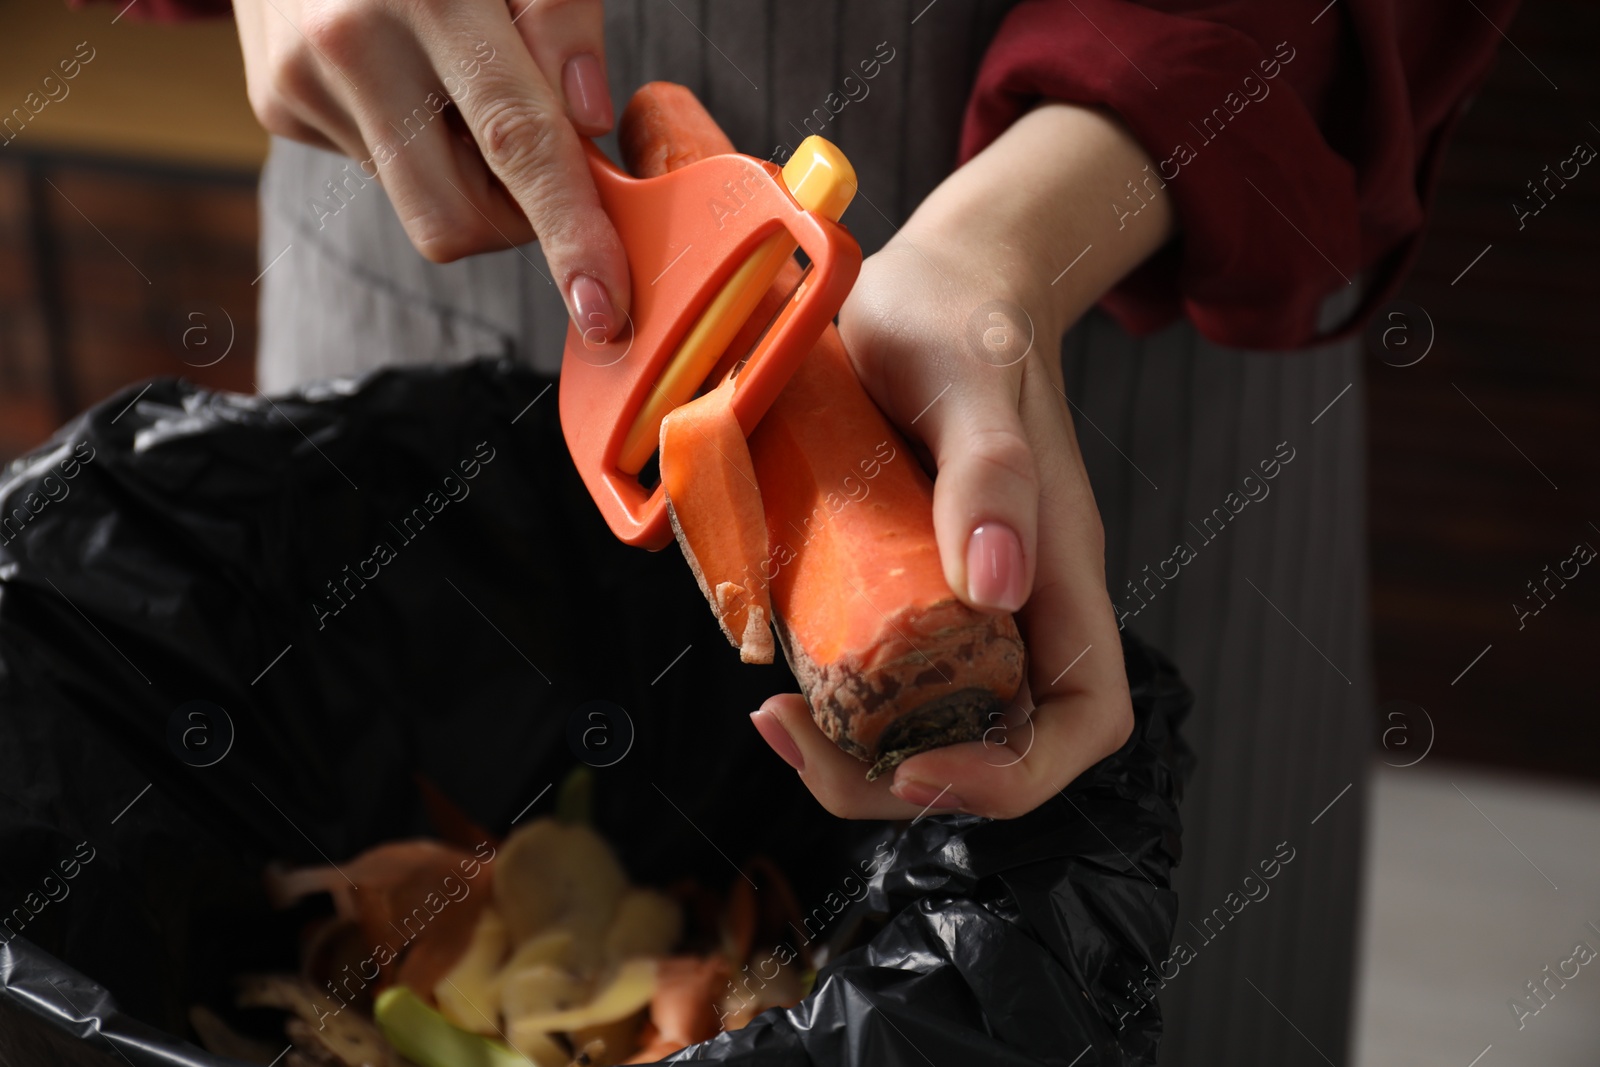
[0,155,258,455]
[1368,0,1599,782]
[0,0,262,456]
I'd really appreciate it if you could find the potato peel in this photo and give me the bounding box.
[506,958,658,1035]
[435,907,510,1034]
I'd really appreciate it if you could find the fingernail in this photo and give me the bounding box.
[568,274,619,342]
[750,709,804,773]
[562,53,614,132]
[891,780,965,811]
[966,523,1027,612]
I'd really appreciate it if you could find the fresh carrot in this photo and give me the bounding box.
[629,83,1026,778]
[747,315,1028,777]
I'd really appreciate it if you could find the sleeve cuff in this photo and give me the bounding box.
[961,0,1362,350]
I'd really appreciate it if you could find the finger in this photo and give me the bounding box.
[355,81,539,258]
[415,15,631,337]
[277,54,368,159]
[253,98,350,157]
[890,361,1133,819]
[505,0,614,137]
[922,376,1040,615]
[240,4,365,159]
[294,15,521,260]
[272,66,368,160]
[751,697,927,821]
[839,272,1040,614]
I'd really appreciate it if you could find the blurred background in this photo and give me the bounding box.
[1,0,1597,1063]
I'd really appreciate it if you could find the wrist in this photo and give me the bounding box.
[899,102,1174,344]
[896,200,1067,354]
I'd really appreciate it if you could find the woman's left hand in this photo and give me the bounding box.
[747,103,1177,820]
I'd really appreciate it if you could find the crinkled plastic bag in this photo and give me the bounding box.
[0,361,1191,1066]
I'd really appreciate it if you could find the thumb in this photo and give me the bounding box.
[916,381,1039,614]
[838,278,1039,616]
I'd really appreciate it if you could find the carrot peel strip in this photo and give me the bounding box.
[660,377,776,665]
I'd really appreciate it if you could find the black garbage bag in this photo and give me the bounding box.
[0,360,1191,1067]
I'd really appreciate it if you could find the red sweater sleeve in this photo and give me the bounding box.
[961,0,1519,350]
[69,0,231,21]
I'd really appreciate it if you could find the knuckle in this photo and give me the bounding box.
[385,0,426,21]
[475,98,561,183]
[1101,693,1136,755]
[1108,704,1135,753]
[249,87,301,138]
[1083,510,1107,558]
[405,210,490,263]
[810,785,858,821]
[265,51,317,110]
[300,4,364,63]
[408,227,468,264]
[964,427,1037,489]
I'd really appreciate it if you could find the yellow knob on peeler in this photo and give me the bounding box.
[616,136,857,476]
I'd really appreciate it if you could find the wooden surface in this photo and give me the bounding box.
[0,0,265,168]
[0,0,262,457]
[1366,0,1600,783]
[0,155,258,461]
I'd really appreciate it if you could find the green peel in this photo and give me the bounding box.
[373,986,533,1067]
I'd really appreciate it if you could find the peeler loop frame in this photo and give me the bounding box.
[559,141,861,550]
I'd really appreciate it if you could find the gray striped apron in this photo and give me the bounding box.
[256,2,1372,1062]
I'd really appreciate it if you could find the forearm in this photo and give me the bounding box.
[899,102,1176,342]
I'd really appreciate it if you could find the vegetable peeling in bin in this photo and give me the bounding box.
[0,361,1190,1066]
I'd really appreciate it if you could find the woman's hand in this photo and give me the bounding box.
[234,0,627,337]
[749,103,1177,820]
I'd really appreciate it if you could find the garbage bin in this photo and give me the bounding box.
[0,360,1191,1066]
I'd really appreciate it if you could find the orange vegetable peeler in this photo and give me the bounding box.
[558,136,861,549]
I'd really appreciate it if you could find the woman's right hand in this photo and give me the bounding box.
[233,0,629,338]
